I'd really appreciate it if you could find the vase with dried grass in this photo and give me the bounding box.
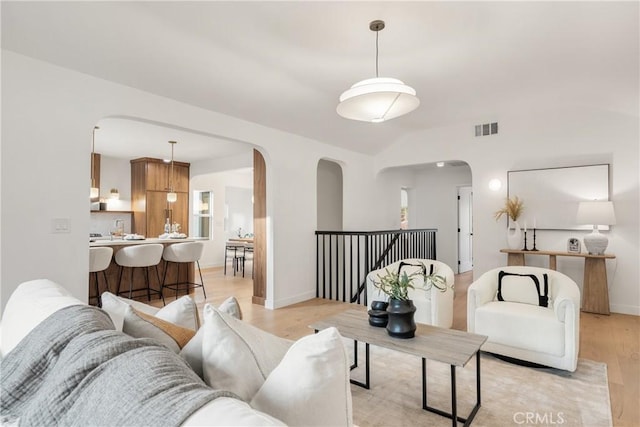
[495,196,525,249]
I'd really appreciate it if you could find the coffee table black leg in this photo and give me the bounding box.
[351,340,358,369]
[349,341,370,389]
[422,351,482,426]
[465,351,482,425]
[451,366,457,427]
[422,358,427,408]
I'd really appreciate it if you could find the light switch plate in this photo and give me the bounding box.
[52,218,70,233]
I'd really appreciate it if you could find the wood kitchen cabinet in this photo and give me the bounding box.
[145,161,189,192]
[146,191,189,237]
[131,158,190,237]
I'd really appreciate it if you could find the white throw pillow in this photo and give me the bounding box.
[180,296,244,378]
[250,327,353,427]
[218,296,243,320]
[101,292,199,331]
[200,304,292,401]
[496,271,549,307]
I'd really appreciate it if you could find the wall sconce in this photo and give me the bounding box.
[488,178,502,191]
[110,188,120,200]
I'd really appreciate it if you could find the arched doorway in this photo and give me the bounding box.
[316,159,343,231]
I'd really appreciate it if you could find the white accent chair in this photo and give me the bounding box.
[366,259,455,328]
[467,266,580,372]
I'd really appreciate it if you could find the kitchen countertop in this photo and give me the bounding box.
[89,237,198,247]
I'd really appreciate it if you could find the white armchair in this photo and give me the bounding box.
[467,266,580,372]
[366,259,455,329]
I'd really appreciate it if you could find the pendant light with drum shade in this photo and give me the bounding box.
[167,141,177,203]
[337,20,420,123]
[90,126,100,199]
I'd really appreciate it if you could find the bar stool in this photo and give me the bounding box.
[114,244,164,304]
[89,246,113,307]
[162,242,206,300]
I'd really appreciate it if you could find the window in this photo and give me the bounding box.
[400,188,409,229]
[193,191,213,239]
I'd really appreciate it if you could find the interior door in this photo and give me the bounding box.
[458,186,473,273]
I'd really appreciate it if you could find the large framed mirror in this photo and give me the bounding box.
[507,164,610,230]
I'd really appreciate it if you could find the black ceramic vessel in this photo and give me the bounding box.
[370,300,388,311]
[368,309,388,327]
[386,299,416,339]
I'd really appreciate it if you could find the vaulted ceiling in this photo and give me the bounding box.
[2,1,638,160]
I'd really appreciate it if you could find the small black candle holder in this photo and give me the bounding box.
[522,230,530,251]
[531,228,539,251]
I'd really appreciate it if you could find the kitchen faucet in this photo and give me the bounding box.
[113,219,124,237]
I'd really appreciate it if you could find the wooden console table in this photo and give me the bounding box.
[500,249,616,315]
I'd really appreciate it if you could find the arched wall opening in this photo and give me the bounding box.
[316,159,344,231]
[89,115,271,306]
[375,160,473,272]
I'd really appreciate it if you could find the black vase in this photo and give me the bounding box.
[368,301,389,327]
[386,299,416,339]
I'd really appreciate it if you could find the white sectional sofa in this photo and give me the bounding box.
[0,279,353,426]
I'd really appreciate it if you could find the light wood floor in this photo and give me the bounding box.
[151,267,640,427]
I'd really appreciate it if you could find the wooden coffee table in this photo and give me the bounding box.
[310,308,487,427]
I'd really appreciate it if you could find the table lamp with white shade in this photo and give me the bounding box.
[576,201,616,255]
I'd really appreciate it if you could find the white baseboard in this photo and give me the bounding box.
[609,303,640,316]
[270,290,317,309]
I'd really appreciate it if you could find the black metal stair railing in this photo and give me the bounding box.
[315,229,437,306]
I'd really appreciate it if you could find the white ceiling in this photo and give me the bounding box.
[2,1,638,160]
[93,117,251,162]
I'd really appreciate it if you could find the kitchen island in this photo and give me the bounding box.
[89,238,198,304]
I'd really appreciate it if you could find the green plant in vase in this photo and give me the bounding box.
[373,261,449,338]
[374,264,448,300]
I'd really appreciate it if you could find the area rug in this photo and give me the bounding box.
[349,343,612,427]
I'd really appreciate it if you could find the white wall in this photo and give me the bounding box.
[88,155,133,237]
[98,155,131,211]
[225,186,253,239]
[375,164,472,272]
[412,165,472,271]
[376,108,640,315]
[1,51,380,311]
[89,212,132,237]
[317,159,343,231]
[190,152,253,176]
[190,166,253,269]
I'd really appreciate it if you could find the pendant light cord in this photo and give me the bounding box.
[170,142,174,192]
[375,29,379,78]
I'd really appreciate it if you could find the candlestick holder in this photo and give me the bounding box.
[532,228,539,251]
[522,230,530,251]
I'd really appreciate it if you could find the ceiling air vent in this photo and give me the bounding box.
[475,122,498,137]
